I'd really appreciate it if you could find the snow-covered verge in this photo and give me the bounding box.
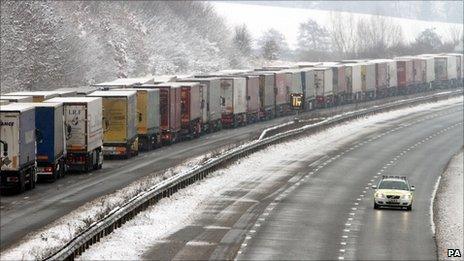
[1,97,461,260]
[434,150,463,260]
[73,97,462,260]
[0,146,234,261]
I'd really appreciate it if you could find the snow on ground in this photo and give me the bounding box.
[0,149,231,261]
[434,150,463,260]
[212,2,461,49]
[76,97,463,260]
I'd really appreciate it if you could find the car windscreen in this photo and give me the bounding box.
[378,180,409,190]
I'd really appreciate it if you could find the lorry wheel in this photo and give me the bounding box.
[51,170,58,182]
[60,161,66,178]
[93,153,99,170]
[18,171,26,193]
[25,170,34,190]
[31,170,36,189]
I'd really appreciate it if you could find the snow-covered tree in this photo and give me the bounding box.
[0,1,249,92]
[297,19,331,51]
[233,24,252,56]
[257,29,288,60]
[414,28,443,52]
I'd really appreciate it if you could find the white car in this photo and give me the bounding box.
[372,176,415,211]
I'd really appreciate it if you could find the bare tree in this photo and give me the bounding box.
[328,12,357,58]
[355,15,403,58]
[447,24,463,48]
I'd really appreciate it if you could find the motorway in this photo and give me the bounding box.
[1,90,436,250]
[141,101,463,260]
[0,106,295,249]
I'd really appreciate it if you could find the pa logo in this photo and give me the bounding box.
[448,249,461,258]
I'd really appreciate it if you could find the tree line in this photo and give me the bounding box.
[232,14,463,62]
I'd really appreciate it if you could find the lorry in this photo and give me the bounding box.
[282,69,303,96]
[384,60,398,95]
[322,63,347,105]
[176,78,222,133]
[1,103,37,193]
[219,77,247,128]
[372,60,389,98]
[44,97,103,171]
[300,69,316,110]
[88,91,138,159]
[260,71,288,117]
[113,88,161,151]
[399,56,428,92]
[175,82,203,138]
[443,53,463,86]
[92,76,155,89]
[0,95,33,103]
[245,72,276,120]
[242,75,260,123]
[313,67,334,107]
[360,62,376,99]
[417,56,435,90]
[140,84,182,144]
[54,89,77,97]
[30,102,66,181]
[395,58,414,94]
[55,87,100,96]
[344,63,362,102]
[5,91,59,102]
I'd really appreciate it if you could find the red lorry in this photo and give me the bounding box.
[140,84,181,144]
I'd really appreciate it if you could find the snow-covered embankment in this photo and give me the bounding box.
[434,150,463,260]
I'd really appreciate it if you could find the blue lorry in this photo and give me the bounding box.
[32,102,66,181]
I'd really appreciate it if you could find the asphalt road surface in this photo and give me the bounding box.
[142,102,463,260]
[2,91,439,250]
[0,109,295,249]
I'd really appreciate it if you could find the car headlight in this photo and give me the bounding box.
[375,192,385,198]
[402,194,412,199]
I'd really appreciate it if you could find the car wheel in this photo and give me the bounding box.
[406,205,412,211]
[374,202,379,209]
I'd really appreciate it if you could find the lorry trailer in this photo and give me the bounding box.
[28,102,66,181]
[244,72,276,120]
[162,82,203,139]
[313,67,334,107]
[140,84,182,144]
[176,78,223,133]
[113,88,161,151]
[0,103,37,193]
[88,91,138,159]
[44,97,103,171]
[218,77,247,128]
[395,58,414,94]
[300,68,316,110]
[5,91,59,102]
[0,95,33,103]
